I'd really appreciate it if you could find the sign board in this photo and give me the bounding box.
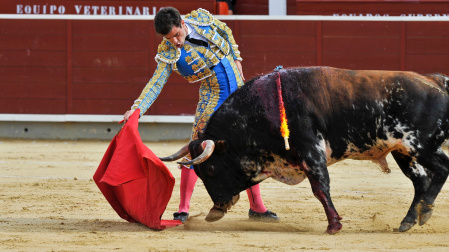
[0,0,215,15]
[296,0,449,16]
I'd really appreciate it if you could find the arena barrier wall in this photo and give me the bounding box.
[1,14,449,140]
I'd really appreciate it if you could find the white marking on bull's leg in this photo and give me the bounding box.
[316,132,338,165]
[411,163,427,177]
[316,133,327,162]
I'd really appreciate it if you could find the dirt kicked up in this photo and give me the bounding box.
[1,139,449,251]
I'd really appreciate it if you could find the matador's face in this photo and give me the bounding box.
[164,20,188,48]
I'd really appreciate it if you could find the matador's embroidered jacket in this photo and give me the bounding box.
[131,8,244,129]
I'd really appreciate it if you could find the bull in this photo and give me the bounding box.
[161,66,449,234]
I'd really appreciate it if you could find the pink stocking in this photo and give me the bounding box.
[246,184,267,213]
[178,166,198,213]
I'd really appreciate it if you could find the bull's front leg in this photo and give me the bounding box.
[300,160,342,234]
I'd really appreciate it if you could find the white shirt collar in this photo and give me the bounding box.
[185,22,206,42]
[185,22,193,36]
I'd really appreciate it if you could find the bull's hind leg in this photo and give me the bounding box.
[299,149,342,234]
[391,151,431,232]
[415,148,449,227]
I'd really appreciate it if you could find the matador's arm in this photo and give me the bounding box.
[131,61,173,117]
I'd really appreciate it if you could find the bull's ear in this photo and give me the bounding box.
[214,140,228,154]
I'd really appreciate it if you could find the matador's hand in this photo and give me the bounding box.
[123,110,134,123]
[234,60,245,81]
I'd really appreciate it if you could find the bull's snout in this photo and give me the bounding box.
[205,194,240,222]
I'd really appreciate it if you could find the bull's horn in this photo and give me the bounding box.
[158,142,190,161]
[177,140,215,165]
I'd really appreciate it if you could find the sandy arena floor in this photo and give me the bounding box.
[1,139,449,251]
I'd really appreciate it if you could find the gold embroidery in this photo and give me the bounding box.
[191,74,220,141]
[193,46,221,67]
[182,46,214,83]
[131,62,172,114]
[185,8,214,26]
[185,55,194,64]
[211,46,225,60]
[155,40,181,64]
[198,28,230,56]
[227,54,245,88]
[212,19,242,60]
[192,60,206,73]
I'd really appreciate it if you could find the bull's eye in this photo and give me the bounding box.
[207,165,215,177]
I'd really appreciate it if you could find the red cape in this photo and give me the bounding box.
[93,109,182,230]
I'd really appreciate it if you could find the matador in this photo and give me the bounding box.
[125,7,279,223]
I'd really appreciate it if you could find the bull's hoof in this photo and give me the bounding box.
[398,221,415,232]
[417,200,434,226]
[205,206,226,222]
[326,222,342,234]
[419,211,433,226]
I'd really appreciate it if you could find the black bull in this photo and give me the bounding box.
[161,66,449,234]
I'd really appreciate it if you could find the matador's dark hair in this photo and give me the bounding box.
[154,7,182,35]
